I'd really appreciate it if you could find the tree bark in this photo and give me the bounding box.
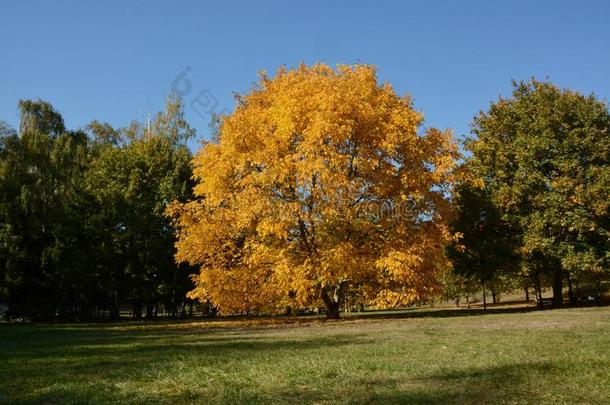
[320,283,345,319]
[567,275,575,305]
[326,301,341,319]
[552,269,563,307]
[524,286,530,302]
[534,273,543,307]
[110,288,120,320]
[145,304,154,319]
[133,302,142,320]
[482,281,487,311]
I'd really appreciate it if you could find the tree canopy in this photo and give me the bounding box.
[168,64,460,318]
[465,80,610,305]
[1,70,608,320]
[0,97,197,319]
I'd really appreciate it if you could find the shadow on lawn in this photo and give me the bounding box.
[0,327,376,404]
[353,305,537,320]
[2,323,604,404]
[382,362,562,404]
[348,299,610,322]
[0,325,371,380]
[270,361,583,404]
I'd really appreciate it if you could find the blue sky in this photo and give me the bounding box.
[1,0,609,148]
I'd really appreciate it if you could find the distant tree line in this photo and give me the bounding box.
[1,69,609,320]
[0,97,198,320]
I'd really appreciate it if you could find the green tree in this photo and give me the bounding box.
[468,80,610,306]
[1,96,197,320]
[0,101,89,318]
[447,183,519,309]
[86,96,196,319]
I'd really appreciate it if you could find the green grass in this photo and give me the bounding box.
[1,306,610,404]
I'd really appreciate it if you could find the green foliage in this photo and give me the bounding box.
[0,97,196,319]
[2,79,608,318]
[18,99,65,137]
[465,80,610,304]
[438,268,480,306]
[447,184,519,283]
[85,98,196,318]
[0,101,89,317]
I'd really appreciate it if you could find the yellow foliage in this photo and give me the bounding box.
[168,64,460,314]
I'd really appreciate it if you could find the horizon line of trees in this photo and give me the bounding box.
[0,96,200,320]
[1,70,609,320]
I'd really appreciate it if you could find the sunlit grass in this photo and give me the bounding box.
[1,306,609,404]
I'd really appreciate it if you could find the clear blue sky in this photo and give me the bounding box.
[2,0,609,147]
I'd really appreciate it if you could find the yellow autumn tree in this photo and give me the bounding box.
[168,64,459,318]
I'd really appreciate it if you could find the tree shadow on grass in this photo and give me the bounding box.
[0,326,373,403]
[346,300,610,322]
[272,361,599,404]
[353,306,537,320]
[3,326,607,404]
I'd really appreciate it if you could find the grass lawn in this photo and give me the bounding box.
[1,306,609,404]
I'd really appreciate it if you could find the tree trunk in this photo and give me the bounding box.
[133,302,142,320]
[491,289,497,305]
[320,284,345,320]
[535,273,543,307]
[482,281,487,311]
[524,287,530,302]
[110,288,120,320]
[552,269,563,307]
[567,275,575,305]
[326,301,341,319]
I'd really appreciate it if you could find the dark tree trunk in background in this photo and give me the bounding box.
[110,288,120,320]
[567,275,575,304]
[326,301,341,319]
[145,304,154,319]
[552,269,563,307]
[535,274,543,307]
[491,290,497,304]
[482,281,487,311]
[524,287,530,302]
[133,303,142,320]
[320,283,345,320]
